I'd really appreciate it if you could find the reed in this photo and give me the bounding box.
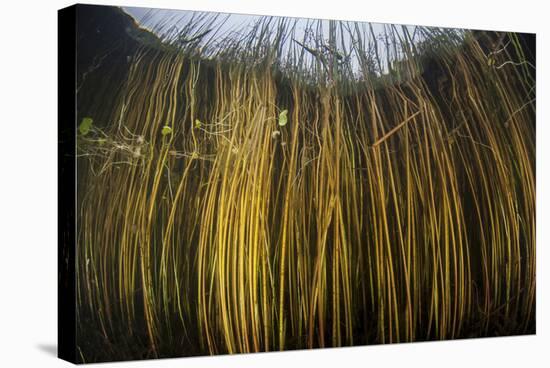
[75,14,535,362]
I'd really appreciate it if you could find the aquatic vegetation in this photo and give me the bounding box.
[78,117,93,136]
[74,8,535,362]
[278,109,288,126]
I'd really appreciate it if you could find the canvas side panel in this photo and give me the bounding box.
[58,4,77,364]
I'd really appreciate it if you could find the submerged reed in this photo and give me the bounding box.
[75,12,535,362]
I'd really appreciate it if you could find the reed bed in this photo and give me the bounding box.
[75,14,535,362]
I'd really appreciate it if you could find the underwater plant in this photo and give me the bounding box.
[74,6,535,362]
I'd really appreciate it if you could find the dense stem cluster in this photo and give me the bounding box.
[75,14,535,362]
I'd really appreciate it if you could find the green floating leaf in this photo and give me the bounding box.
[79,117,93,136]
[278,109,288,126]
[161,126,172,136]
[195,119,202,128]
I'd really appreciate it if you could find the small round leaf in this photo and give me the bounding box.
[79,117,93,136]
[278,110,288,126]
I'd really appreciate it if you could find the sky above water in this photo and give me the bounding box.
[122,6,459,76]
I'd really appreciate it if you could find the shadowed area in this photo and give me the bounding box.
[37,344,57,357]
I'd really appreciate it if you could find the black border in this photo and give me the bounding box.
[58,4,77,364]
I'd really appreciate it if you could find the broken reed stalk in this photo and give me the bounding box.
[75,17,535,362]
[370,110,421,147]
